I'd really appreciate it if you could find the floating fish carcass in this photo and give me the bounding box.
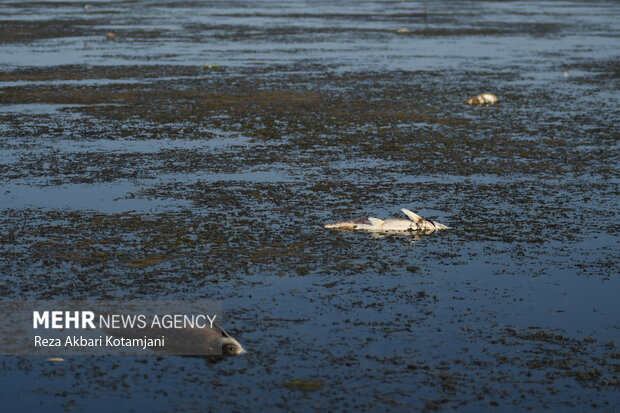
[466,93,498,105]
[103,324,245,357]
[324,208,449,232]
[149,325,246,356]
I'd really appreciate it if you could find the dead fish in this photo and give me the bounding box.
[466,93,498,105]
[46,357,64,362]
[396,28,411,34]
[214,326,245,356]
[103,324,245,356]
[106,32,116,40]
[159,325,245,356]
[324,208,449,232]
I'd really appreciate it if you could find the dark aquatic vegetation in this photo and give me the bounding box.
[0,0,618,411]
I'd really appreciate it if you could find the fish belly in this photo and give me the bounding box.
[380,219,414,231]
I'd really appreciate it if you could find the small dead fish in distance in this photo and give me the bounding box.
[466,93,498,105]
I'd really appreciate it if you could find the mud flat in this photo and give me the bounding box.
[0,1,618,411]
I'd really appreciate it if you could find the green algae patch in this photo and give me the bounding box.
[283,379,325,391]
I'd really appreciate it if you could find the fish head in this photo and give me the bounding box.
[219,329,246,356]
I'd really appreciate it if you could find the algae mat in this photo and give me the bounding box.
[0,1,618,411]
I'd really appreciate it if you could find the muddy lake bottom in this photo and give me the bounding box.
[0,1,619,411]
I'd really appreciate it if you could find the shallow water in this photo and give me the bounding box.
[0,0,618,411]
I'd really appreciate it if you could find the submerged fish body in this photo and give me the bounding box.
[466,93,498,105]
[217,327,246,356]
[324,209,449,233]
[196,325,245,356]
[102,324,245,357]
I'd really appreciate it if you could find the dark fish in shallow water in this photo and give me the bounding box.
[104,324,245,356]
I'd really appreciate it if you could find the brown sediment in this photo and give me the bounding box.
[0,19,103,41]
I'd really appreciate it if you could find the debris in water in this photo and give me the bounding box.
[324,208,449,232]
[283,379,324,391]
[466,93,498,105]
[104,324,246,356]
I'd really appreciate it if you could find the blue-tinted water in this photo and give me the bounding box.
[0,1,618,411]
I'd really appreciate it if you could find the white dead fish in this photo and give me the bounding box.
[396,28,411,34]
[324,208,449,232]
[46,357,64,362]
[466,93,498,105]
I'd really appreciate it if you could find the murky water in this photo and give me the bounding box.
[0,1,618,411]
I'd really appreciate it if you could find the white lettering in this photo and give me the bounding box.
[82,311,96,329]
[65,311,80,328]
[33,311,49,329]
[34,336,61,346]
[51,311,63,328]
